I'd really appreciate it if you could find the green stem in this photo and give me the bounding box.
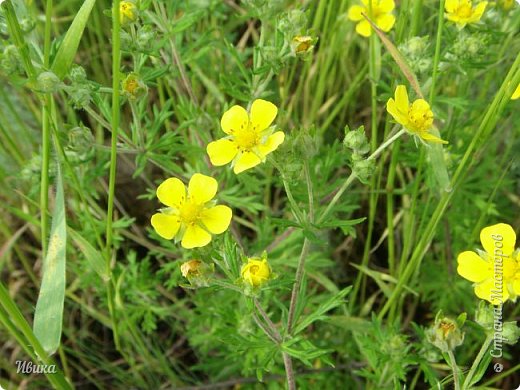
[447,350,460,390]
[462,335,493,389]
[429,0,446,104]
[105,0,122,349]
[318,129,405,224]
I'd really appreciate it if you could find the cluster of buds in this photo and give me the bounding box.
[343,125,374,184]
[398,36,432,76]
[475,301,520,345]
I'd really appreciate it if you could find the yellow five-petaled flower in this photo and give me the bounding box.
[207,99,285,174]
[445,0,488,29]
[386,85,448,144]
[347,0,396,37]
[151,174,232,249]
[457,223,520,304]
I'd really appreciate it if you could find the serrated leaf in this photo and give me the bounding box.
[33,160,66,355]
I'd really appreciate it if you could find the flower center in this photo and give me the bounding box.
[408,105,433,132]
[249,265,259,275]
[180,201,203,225]
[234,124,260,150]
[457,3,473,18]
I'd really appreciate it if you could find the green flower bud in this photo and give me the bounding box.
[1,45,22,75]
[502,321,520,345]
[69,65,87,83]
[352,157,375,184]
[343,125,370,155]
[67,126,95,155]
[122,73,147,100]
[120,1,138,26]
[36,71,62,93]
[136,25,157,51]
[278,9,308,37]
[475,301,494,330]
[180,260,214,288]
[426,312,465,352]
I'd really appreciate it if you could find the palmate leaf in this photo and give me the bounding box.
[51,0,97,79]
[33,159,66,355]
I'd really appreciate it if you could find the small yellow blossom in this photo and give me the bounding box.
[151,174,232,249]
[386,85,448,144]
[445,0,488,29]
[512,83,520,100]
[241,257,271,287]
[347,0,396,38]
[120,1,138,25]
[207,99,285,174]
[122,73,147,100]
[457,223,520,304]
[180,260,202,278]
[291,36,315,55]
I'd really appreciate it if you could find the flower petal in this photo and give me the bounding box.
[512,83,520,100]
[151,213,181,239]
[181,224,212,249]
[207,138,239,166]
[445,0,460,13]
[257,131,285,158]
[233,151,263,174]
[469,1,487,22]
[457,251,492,283]
[386,98,408,126]
[376,13,395,32]
[348,5,366,21]
[513,279,520,295]
[200,205,232,234]
[250,99,278,132]
[188,173,218,204]
[221,105,249,135]
[480,223,516,257]
[355,20,372,37]
[156,178,186,208]
[419,131,449,144]
[395,85,409,113]
[474,278,509,305]
[379,0,395,13]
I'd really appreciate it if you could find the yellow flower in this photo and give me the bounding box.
[386,85,448,144]
[347,0,396,37]
[457,223,520,304]
[241,257,271,287]
[151,174,232,249]
[180,260,202,278]
[445,0,488,29]
[512,83,520,100]
[207,99,285,174]
[120,1,138,25]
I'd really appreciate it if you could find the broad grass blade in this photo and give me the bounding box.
[33,160,66,355]
[51,0,97,79]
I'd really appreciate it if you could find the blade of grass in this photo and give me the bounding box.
[33,156,66,355]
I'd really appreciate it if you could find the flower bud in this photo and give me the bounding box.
[67,126,95,155]
[352,157,375,184]
[291,36,317,59]
[1,45,22,75]
[122,73,147,100]
[426,312,465,352]
[475,301,494,330]
[120,1,138,25]
[69,65,87,83]
[498,0,515,11]
[241,256,271,287]
[343,125,370,155]
[180,260,213,288]
[502,321,520,345]
[36,71,62,93]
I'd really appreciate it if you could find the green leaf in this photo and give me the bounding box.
[51,0,97,79]
[293,286,352,335]
[69,229,110,282]
[33,160,66,355]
